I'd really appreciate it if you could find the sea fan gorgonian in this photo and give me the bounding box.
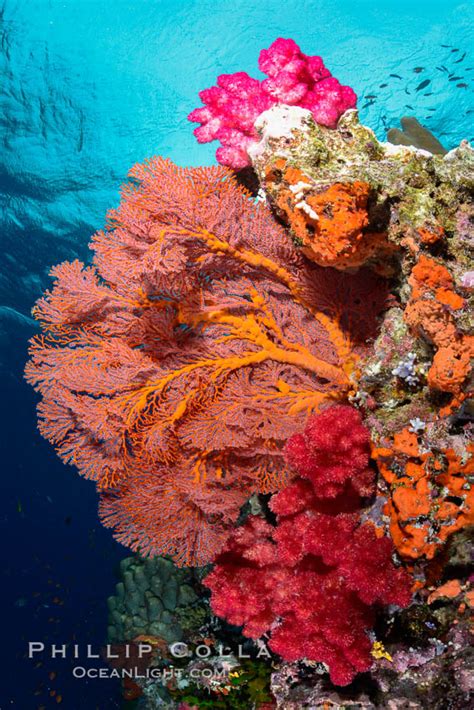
[26,158,386,565]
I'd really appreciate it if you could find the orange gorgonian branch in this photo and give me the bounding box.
[26,158,387,565]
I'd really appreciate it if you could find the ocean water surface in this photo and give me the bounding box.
[1,0,472,707]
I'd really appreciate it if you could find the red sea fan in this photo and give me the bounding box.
[205,407,412,685]
[98,456,251,566]
[25,159,384,566]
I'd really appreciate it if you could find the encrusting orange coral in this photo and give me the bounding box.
[266,162,393,270]
[417,225,445,246]
[373,439,474,560]
[404,254,471,394]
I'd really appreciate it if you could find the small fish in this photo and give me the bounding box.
[451,48,459,53]
[56,696,63,704]
[413,67,424,73]
[379,83,388,87]
[49,671,56,681]
[404,88,411,95]
[405,104,414,110]
[46,496,53,504]
[466,109,474,114]
[389,73,402,79]
[15,597,28,608]
[415,79,431,91]
[424,92,434,96]
[427,108,437,111]
[440,44,451,48]
[362,101,375,109]
[436,66,447,73]
[454,52,466,63]
[64,516,72,525]
[365,94,377,99]
[457,83,468,88]
[449,76,463,81]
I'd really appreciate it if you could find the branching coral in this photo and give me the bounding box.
[205,406,412,686]
[25,159,386,566]
[188,38,356,169]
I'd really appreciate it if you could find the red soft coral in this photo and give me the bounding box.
[204,405,412,686]
[284,404,375,498]
[188,38,356,169]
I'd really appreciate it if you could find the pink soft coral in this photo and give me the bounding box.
[204,405,412,686]
[188,38,357,169]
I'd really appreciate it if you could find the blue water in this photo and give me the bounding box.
[1,1,473,707]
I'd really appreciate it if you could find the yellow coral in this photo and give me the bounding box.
[371,641,393,662]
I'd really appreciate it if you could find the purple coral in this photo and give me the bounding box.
[188,38,357,169]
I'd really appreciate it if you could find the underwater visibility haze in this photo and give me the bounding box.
[1,1,473,708]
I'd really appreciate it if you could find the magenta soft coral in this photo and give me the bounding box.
[204,405,412,686]
[188,38,357,169]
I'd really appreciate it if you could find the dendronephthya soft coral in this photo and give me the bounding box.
[188,38,356,169]
[204,405,412,686]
